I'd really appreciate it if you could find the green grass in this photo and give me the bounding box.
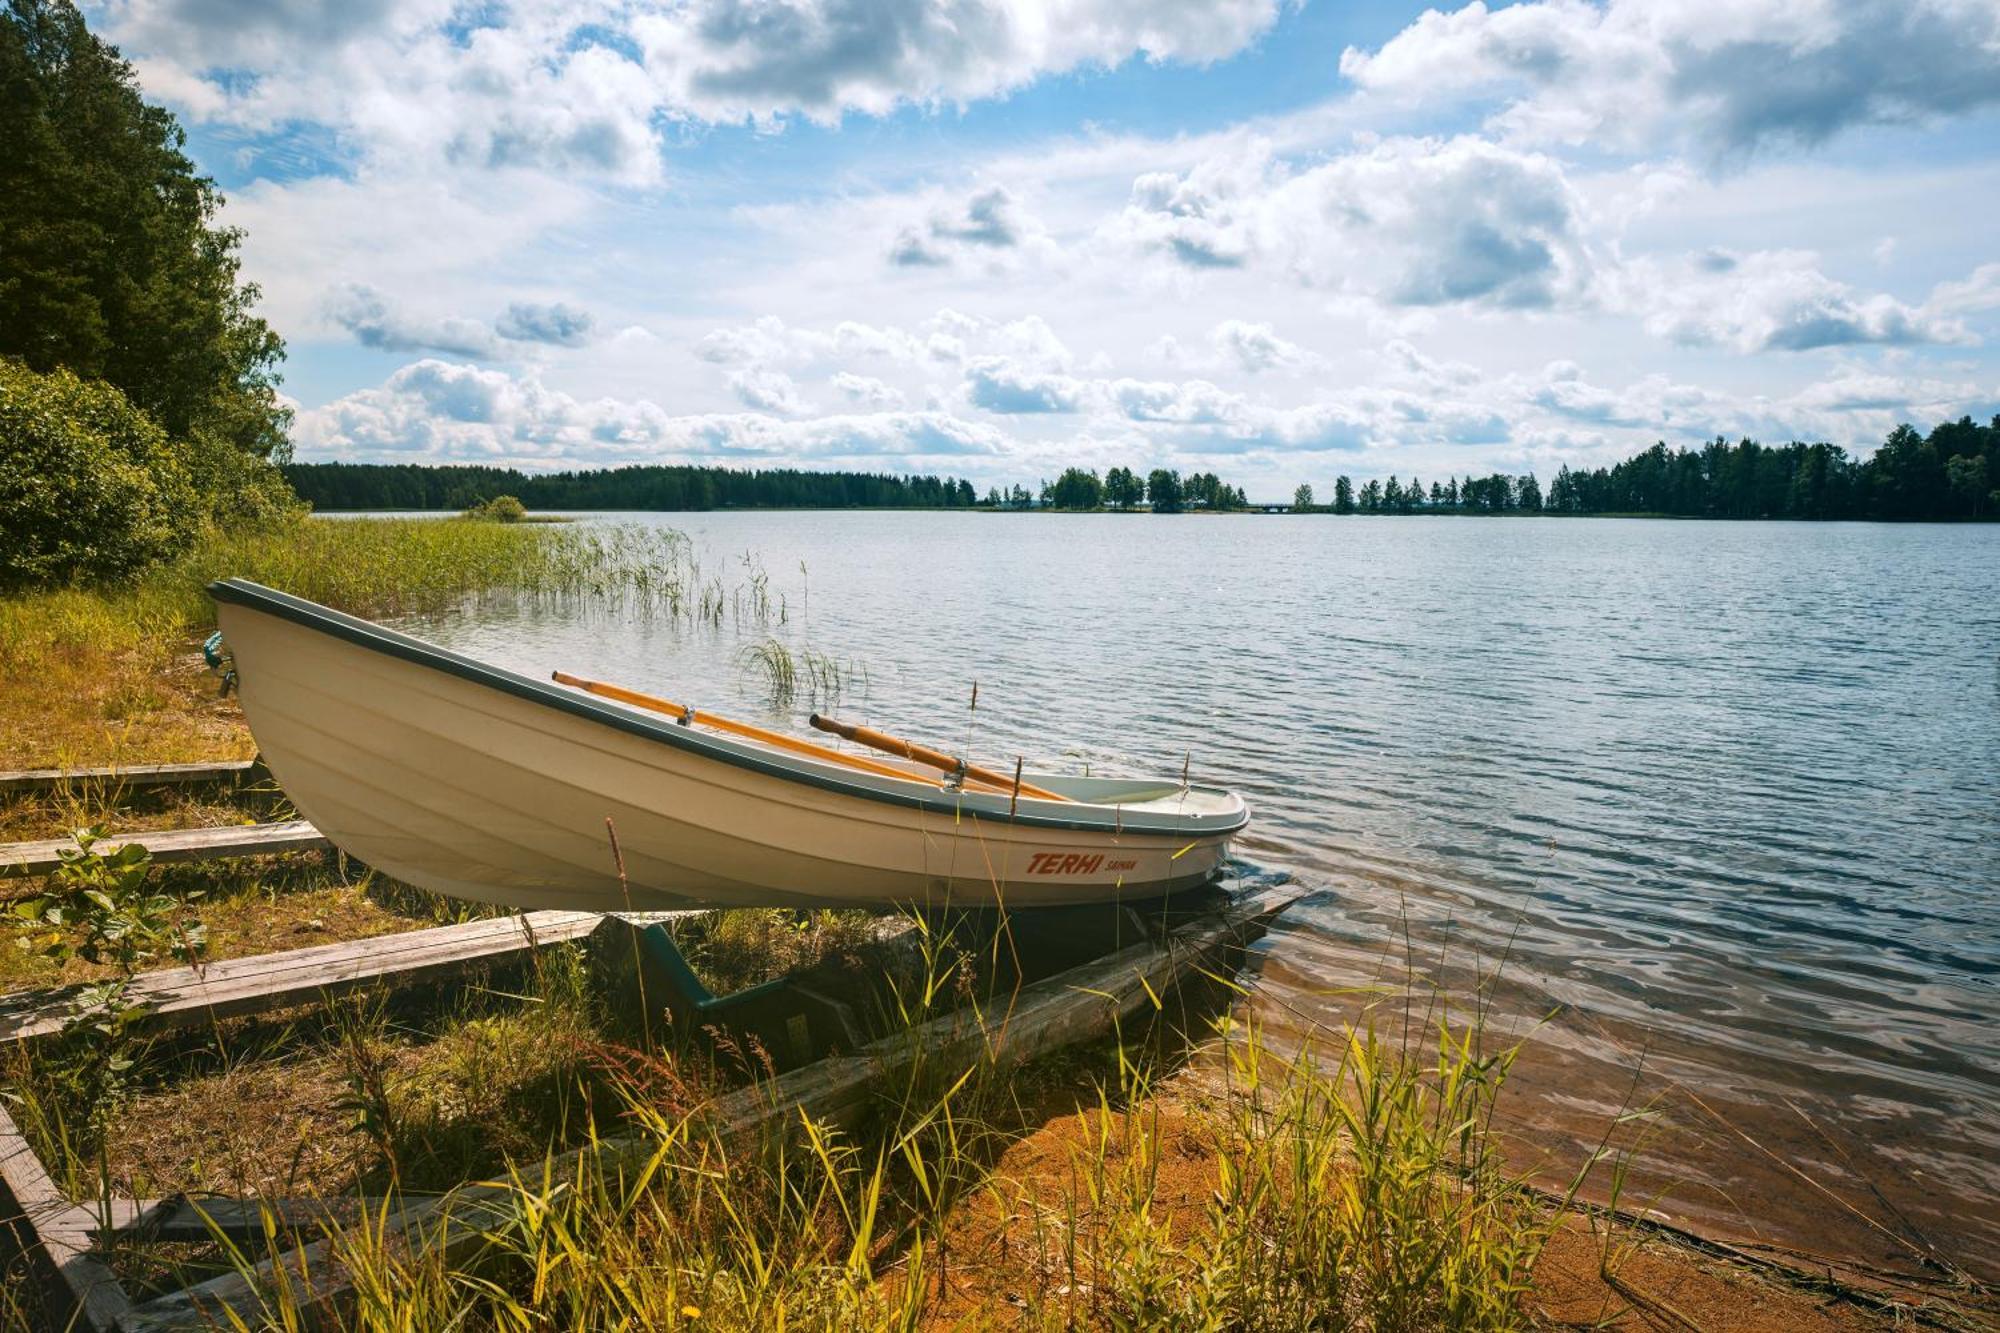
[998,1017,1565,1329]
[96,954,1583,1332]
[668,907,879,995]
[0,515,705,768]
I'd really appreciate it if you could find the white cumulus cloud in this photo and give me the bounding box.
[294,359,1009,465]
[1339,0,2000,160]
[633,0,1283,125]
[831,372,907,407]
[1103,136,1593,310]
[1613,249,1976,352]
[1211,320,1316,372]
[729,367,812,414]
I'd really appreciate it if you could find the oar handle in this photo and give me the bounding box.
[809,714,1070,803]
[552,672,950,789]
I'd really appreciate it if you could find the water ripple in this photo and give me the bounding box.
[409,512,2000,1274]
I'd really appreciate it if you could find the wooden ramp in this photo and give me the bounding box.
[0,821,328,878]
[0,909,615,1044]
[116,880,1305,1332]
[0,760,261,798]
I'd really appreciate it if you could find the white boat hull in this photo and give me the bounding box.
[213,580,1248,913]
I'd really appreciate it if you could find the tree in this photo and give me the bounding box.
[1,0,289,459]
[1103,466,1144,510]
[1293,483,1314,511]
[1047,467,1103,510]
[1516,473,1543,511]
[464,494,527,522]
[1946,453,1989,517]
[1146,468,1183,512]
[1333,476,1355,514]
[1383,476,1402,512]
[1360,479,1382,513]
[1182,471,1240,510]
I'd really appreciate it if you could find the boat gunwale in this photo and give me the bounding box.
[209,578,1251,838]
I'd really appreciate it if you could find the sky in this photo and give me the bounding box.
[94,0,2000,499]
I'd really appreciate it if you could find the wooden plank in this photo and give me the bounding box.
[0,821,330,879]
[0,1104,132,1331]
[69,1196,365,1244]
[0,761,261,797]
[0,910,627,1044]
[116,881,1304,1332]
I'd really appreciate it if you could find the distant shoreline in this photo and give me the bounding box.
[310,506,1997,524]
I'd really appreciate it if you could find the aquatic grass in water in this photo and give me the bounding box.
[739,638,798,704]
[737,637,861,709]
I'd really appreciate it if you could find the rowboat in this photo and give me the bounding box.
[210,579,1249,913]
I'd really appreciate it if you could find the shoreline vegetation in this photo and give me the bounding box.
[1,518,1991,1329]
[283,415,2000,522]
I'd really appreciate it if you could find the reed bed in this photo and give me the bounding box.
[0,516,736,768]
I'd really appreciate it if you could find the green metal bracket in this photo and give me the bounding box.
[590,917,867,1069]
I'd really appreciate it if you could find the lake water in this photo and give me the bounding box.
[403,511,1999,1278]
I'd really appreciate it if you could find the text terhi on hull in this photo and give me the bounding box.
[208,579,1249,914]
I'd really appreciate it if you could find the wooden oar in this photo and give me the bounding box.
[808,713,1072,803]
[550,672,984,790]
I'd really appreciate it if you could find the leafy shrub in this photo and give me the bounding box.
[0,358,195,590]
[184,426,306,528]
[464,494,529,523]
[0,359,302,591]
[11,824,204,972]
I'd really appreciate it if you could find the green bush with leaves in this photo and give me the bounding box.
[0,358,302,590]
[8,827,206,1159]
[0,359,197,590]
[11,824,204,973]
[464,493,529,523]
[184,422,305,527]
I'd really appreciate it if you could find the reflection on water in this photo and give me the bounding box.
[403,510,2000,1277]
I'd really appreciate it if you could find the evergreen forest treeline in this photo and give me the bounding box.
[287,418,1998,520]
[283,462,983,512]
[1301,419,1996,519]
[1544,420,1996,520]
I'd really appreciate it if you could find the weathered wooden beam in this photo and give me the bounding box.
[115,881,1304,1332]
[0,820,329,879]
[0,760,262,798]
[0,1104,132,1332]
[71,1196,366,1244]
[0,909,633,1044]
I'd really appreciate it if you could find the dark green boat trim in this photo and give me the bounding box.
[208,578,1250,837]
